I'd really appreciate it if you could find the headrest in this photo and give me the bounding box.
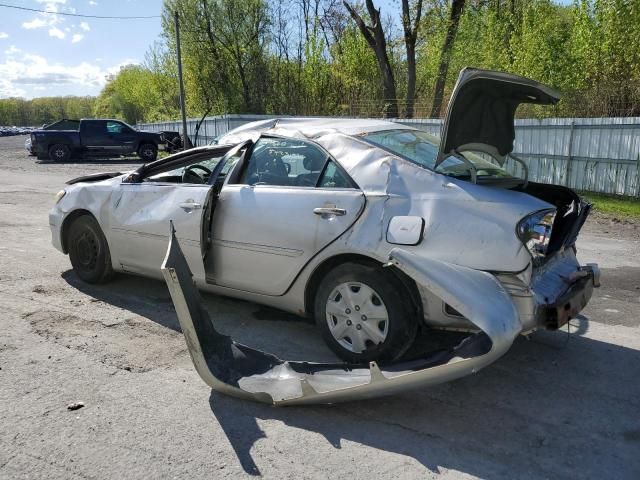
[303,152,326,171]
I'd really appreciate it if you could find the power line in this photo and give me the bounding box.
[0,2,160,19]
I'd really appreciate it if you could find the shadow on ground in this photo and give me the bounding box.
[61,269,336,361]
[209,327,640,478]
[62,270,640,479]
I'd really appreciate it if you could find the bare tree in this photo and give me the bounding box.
[318,0,349,58]
[343,0,399,117]
[401,0,423,118]
[429,0,465,118]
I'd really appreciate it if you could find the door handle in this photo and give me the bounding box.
[179,201,202,210]
[313,207,346,216]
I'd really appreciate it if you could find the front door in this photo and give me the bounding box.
[207,136,365,296]
[108,147,232,280]
[109,183,212,280]
[105,121,138,155]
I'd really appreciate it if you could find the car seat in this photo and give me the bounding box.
[295,151,327,186]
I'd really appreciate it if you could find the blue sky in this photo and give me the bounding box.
[0,0,164,98]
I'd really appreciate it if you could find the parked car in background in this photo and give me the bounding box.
[1,126,31,137]
[49,69,599,368]
[30,118,162,162]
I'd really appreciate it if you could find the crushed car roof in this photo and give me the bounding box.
[216,117,413,144]
[217,118,433,194]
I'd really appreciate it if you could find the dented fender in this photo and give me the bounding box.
[162,229,522,405]
[388,248,523,356]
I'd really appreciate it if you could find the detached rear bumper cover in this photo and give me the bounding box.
[161,230,522,405]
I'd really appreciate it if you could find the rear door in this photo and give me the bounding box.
[206,136,365,296]
[108,146,232,281]
[81,120,110,154]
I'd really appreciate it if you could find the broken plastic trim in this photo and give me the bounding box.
[161,226,522,405]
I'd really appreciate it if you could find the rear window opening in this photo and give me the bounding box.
[361,129,516,185]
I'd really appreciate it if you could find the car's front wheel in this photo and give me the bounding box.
[314,262,418,363]
[67,215,114,284]
[138,143,157,162]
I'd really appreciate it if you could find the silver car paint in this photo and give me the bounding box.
[205,185,366,295]
[51,118,580,332]
[161,228,521,405]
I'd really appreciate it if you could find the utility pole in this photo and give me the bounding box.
[175,10,190,150]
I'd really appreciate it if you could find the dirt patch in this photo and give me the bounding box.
[586,211,640,239]
[23,309,188,373]
[31,285,48,294]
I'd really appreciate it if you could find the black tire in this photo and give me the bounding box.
[138,143,157,162]
[67,215,114,284]
[314,262,418,363]
[49,144,71,162]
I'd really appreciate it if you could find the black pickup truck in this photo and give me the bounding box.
[30,118,162,162]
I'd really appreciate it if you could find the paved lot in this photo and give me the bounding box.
[1,135,639,479]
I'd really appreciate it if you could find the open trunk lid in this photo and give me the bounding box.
[436,68,561,167]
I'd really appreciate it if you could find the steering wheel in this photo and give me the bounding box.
[182,164,212,184]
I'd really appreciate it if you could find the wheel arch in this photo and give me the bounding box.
[138,139,158,150]
[304,253,423,321]
[46,135,73,147]
[60,209,98,254]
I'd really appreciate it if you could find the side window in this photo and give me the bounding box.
[318,160,354,188]
[106,121,124,134]
[84,121,106,136]
[144,151,230,184]
[240,137,328,187]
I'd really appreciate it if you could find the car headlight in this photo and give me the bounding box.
[54,189,66,204]
[517,208,556,263]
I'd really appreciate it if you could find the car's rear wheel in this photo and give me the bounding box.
[314,262,418,363]
[67,215,114,284]
[49,144,71,162]
[138,143,157,162]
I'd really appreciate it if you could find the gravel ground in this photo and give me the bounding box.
[1,135,639,479]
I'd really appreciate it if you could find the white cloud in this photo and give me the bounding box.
[0,48,139,98]
[36,0,67,8]
[89,1,98,5]
[23,18,48,29]
[0,32,8,39]
[36,0,67,18]
[21,1,89,44]
[4,45,20,55]
[0,78,26,98]
[49,27,66,39]
[22,0,67,33]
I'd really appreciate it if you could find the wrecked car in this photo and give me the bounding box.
[50,69,599,403]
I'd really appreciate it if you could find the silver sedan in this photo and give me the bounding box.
[50,68,599,369]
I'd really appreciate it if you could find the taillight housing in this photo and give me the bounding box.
[517,208,556,265]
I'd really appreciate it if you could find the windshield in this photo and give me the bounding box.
[362,129,512,179]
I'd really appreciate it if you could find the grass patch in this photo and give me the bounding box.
[580,193,640,218]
